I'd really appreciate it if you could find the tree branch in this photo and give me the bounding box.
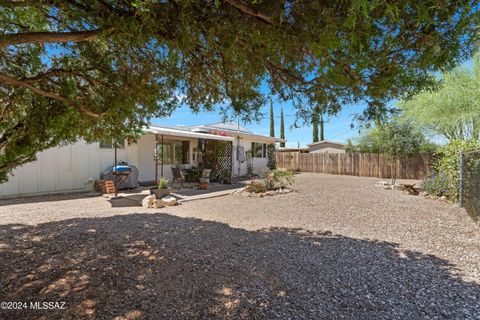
[223,0,277,26]
[0,29,101,47]
[0,73,103,117]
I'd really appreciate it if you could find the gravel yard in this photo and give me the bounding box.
[0,173,479,319]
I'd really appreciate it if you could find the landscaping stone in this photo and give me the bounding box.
[142,194,156,208]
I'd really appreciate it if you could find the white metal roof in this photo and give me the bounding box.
[144,125,233,141]
[307,140,345,147]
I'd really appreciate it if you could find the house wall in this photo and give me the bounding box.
[0,132,271,197]
[0,139,137,197]
[309,147,346,154]
[309,142,346,154]
[232,137,269,177]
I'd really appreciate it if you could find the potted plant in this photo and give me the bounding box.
[198,176,208,190]
[150,177,170,198]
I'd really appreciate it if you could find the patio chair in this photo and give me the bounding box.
[171,167,191,189]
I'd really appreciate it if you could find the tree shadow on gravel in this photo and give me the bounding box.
[0,213,479,320]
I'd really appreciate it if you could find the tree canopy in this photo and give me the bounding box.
[347,122,437,154]
[0,0,478,181]
[399,52,480,141]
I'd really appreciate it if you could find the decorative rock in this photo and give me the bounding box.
[154,199,165,208]
[163,196,177,206]
[155,196,177,208]
[142,194,156,208]
[375,181,389,187]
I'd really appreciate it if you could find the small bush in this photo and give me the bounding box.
[261,169,294,190]
[245,180,267,193]
[428,139,480,201]
[421,172,450,197]
[158,177,169,189]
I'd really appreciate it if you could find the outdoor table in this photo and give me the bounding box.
[112,166,132,195]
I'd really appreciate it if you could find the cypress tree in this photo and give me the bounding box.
[319,112,325,141]
[280,107,285,148]
[269,97,275,137]
[312,110,319,143]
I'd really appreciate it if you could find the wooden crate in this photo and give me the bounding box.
[94,179,116,194]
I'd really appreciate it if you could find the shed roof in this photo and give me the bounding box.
[307,140,345,148]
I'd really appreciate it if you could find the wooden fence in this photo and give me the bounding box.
[276,152,433,179]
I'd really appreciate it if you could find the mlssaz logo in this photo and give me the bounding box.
[30,302,66,310]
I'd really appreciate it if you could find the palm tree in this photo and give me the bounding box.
[400,52,480,141]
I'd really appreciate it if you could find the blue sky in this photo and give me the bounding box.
[152,58,475,147]
[152,101,367,148]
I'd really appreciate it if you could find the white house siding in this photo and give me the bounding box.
[232,138,269,177]
[0,140,136,197]
[137,134,156,182]
[309,147,345,154]
[0,131,273,197]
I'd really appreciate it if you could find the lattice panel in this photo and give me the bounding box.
[201,139,233,183]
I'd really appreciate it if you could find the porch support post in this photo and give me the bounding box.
[161,134,164,178]
[154,134,158,183]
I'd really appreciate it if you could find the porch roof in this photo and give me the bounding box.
[144,125,234,141]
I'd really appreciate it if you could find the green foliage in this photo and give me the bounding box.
[399,53,480,141]
[158,177,169,189]
[269,97,275,137]
[425,139,480,201]
[245,180,267,194]
[350,121,428,183]
[267,144,276,170]
[312,111,319,143]
[377,122,425,159]
[261,169,295,191]
[421,172,450,197]
[352,122,432,155]
[280,107,285,148]
[0,0,478,180]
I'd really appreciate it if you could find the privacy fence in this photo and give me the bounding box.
[462,150,480,219]
[276,152,432,180]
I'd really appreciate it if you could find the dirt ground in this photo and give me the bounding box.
[0,173,479,319]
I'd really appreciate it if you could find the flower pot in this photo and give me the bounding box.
[198,182,208,190]
[150,188,171,198]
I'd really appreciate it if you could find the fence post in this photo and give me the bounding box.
[459,150,464,208]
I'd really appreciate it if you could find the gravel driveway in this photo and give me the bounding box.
[0,173,479,319]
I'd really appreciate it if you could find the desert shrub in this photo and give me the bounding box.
[421,172,450,197]
[245,180,267,193]
[423,139,480,201]
[261,169,294,190]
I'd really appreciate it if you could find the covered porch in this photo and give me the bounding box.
[144,126,234,186]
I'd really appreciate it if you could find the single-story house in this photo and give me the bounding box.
[0,122,284,197]
[307,140,346,153]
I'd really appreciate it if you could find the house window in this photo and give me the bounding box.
[99,138,125,149]
[157,139,189,164]
[174,141,190,164]
[251,142,266,158]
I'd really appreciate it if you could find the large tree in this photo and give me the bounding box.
[399,52,480,141]
[280,107,285,148]
[269,97,275,138]
[312,111,319,143]
[0,0,478,182]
